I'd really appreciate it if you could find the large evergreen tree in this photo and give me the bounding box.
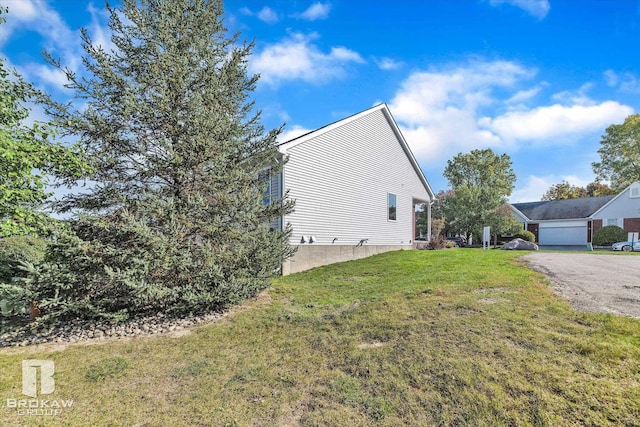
[33,0,294,321]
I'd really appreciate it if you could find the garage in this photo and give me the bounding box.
[511,197,617,247]
[539,221,587,246]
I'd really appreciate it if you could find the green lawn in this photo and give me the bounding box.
[1,249,640,426]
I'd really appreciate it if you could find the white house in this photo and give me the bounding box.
[591,182,640,236]
[510,181,640,247]
[273,104,434,274]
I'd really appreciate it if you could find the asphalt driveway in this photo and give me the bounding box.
[523,252,640,318]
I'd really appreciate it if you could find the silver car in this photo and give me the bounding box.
[612,241,640,252]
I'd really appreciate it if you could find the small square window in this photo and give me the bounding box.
[607,218,618,226]
[631,187,640,198]
[388,193,397,221]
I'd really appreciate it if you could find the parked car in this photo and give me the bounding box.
[446,236,467,247]
[612,241,640,252]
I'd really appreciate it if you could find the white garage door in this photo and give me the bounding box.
[539,226,587,245]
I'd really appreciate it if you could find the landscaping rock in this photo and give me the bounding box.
[0,310,225,347]
[501,238,539,251]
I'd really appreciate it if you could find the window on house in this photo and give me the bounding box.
[388,193,397,221]
[631,187,640,198]
[607,218,618,226]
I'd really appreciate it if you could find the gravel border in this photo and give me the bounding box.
[0,311,225,347]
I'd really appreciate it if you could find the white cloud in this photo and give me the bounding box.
[257,6,278,24]
[510,174,593,203]
[251,33,365,85]
[510,175,552,202]
[481,101,633,144]
[298,3,331,21]
[0,0,81,90]
[489,0,550,19]
[25,63,69,88]
[604,70,640,94]
[604,69,619,87]
[374,57,403,71]
[551,83,596,105]
[4,0,38,20]
[87,3,116,52]
[388,59,634,170]
[277,125,313,143]
[329,46,362,62]
[506,86,542,104]
[389,60,531,162]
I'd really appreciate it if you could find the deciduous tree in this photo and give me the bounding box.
[585,181,615,197]
[442,149,516,240]
[541,180,615,201]
[541,180,586,201]
[593,114,640,192]
[0,8,89,237]
[443,148,515,196]
[485,204,521,246]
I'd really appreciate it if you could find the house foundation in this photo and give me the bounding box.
[282,244,412,275]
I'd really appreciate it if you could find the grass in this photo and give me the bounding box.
[1,249,640,426]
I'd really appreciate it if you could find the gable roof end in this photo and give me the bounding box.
[278,103,435,200]
[590,181,640,217]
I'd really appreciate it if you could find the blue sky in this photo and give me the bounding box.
[1,0,640,201]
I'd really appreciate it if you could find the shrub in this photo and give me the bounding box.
[0,235,47,316]
[28,212,292,323]
[593,225,627,246]
[0,235,47,283]
[512,230,536,243]
[423,235,456,250]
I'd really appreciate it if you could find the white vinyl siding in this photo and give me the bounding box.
[281,108,430,246]
[594,185,640,221]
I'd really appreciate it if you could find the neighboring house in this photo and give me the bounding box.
[591,182,640,238]
[510,181,640,247]
[272,104,435,275]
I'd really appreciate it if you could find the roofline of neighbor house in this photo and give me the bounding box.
[511,182,640,222]
[531,218,594,223]
[277,103,435,200]
[510,205,531,222]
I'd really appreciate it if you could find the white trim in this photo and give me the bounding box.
[388,192,397,222]
[535,218,590,224]
[381,106,435,201]
[510,205,530,222]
